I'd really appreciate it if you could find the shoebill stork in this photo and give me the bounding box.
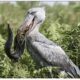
[5,7,80,78]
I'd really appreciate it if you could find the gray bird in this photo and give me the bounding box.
[5,7,80,78]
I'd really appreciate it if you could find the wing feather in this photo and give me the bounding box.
[31,40,70,67]
[27,33,71,68]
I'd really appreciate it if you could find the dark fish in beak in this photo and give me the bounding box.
[4,24,25,62]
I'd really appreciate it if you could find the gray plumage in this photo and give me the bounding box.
[26,30,80,78]
[24,8,80,78]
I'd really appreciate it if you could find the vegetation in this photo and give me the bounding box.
[0,1,80,78]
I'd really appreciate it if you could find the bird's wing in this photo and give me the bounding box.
[27,33,80,77]
[30,34,70,67]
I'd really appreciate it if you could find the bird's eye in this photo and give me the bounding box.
[30,11,36,15]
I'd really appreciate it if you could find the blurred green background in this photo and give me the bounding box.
[0,1,80,78]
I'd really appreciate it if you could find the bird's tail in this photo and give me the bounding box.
[67,60,80,78]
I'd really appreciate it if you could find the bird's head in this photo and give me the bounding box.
[18,7,45,35]
[28,7,45,23]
